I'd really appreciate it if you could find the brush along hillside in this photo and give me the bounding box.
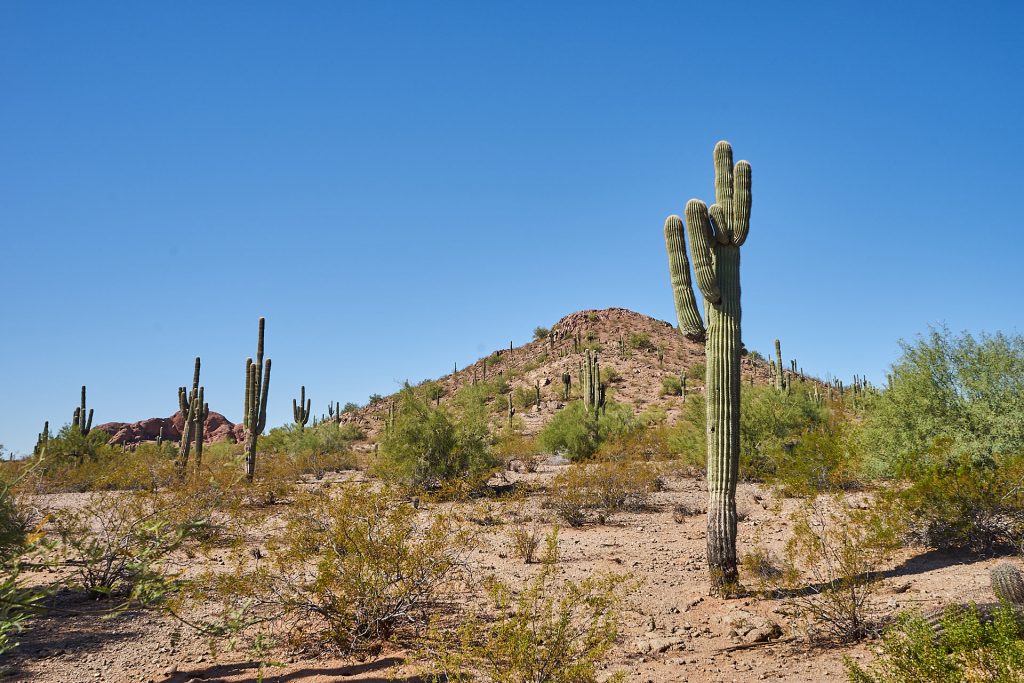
[339,307,813,445]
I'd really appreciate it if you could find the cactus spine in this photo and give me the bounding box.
[72,385,93,435]
[663,140,751,594]
[293,385,311,431]
[244,318,272,481]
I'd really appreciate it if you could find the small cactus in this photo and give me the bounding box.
[992,563,1024,605]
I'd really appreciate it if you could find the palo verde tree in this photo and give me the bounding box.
[663,140,751,594]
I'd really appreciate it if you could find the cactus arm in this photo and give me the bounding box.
[664,215,706,340]
[257,359,271,433]
[731,161,752,246]
[85,409,93,433]
[683,199,721,305]
[709,204,730,245]
[713,140,734,232]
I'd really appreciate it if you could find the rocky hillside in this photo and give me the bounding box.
[342,307,789,441]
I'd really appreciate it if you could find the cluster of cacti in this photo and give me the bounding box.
[244,318,272,481]
[177,356,209,473]
[72,385,93,435]
[292,385,311,431]
[664,140,751,593]
[579,349,605,418]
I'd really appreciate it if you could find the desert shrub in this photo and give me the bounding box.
[492,432,542,472]
[342,401,360,414]
[509,525,542,563]
[661,375,683,396]
[777,496,897,642]
[862,326,1024,477]
[35,441,180,493]
[547,458,661,526]
[845,605,1024,682]
[375,386,495,491]
[368,393,385,406]
[49,490,211,601]
[537,400,634,461]
[258,424,358,479]
[200,485,473,656]
[513,385,538,410]
[628,332,656,352]
[0,472,45,658]
[774,409,865,495]
[423,530,627,683]
[39,424,110,463]
[685,362,706,380]
[601,366,620,384]
[886,446,1024,554]
[422,381,446,404]
[533,326,550,340]
[739,383,828,481]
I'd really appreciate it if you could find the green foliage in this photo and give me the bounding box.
[627,332,656,352]
[201,485,473,656]
[661,374,683,396]
[533,326,550,340]
[546,458,662,526]
[684,362,705,380]
[342,401,360,414]
[423,529,627,683]
[863,327,1024,552]
[739,383,827,480]
[862,326,1024,477]
[0,471,44,658]
[845,605,1024,682]
[257,423,359,478]
[885,446,1024,553]
[513,385,538,410]
[375,386,495,490]
[40,423,110,463]
[537,400,634,461]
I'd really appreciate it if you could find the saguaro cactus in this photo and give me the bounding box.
[72,385,93,436]
[663,140,751,594]
[774,339,785,391]
[177,357,208,473]
[34,421,49,456]
[244,318,272,481]
[293,386,311,431]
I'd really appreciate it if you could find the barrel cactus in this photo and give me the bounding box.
[992,563,1024,605]
[664,140,751,594]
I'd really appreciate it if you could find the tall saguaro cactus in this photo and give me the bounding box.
[663,140,752,594]
[176,357,209,474]
[72,385,93,436]
[293,386,311,431]
[244,317,272,481]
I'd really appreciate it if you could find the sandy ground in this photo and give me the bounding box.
[4,466,1012,683]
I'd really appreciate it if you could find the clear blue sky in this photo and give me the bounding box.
[2,2,1022,455]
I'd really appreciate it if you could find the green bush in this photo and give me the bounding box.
[547,458,662,526]
[845,605,1024,682]
[862,326,1024,477]
[537,400,635,461]
[661,375,683,396]
[863,327,1024,552]
[533,326,550,340]
[684,362,706,380]
[627,332,656,352]
[375,386,495,490]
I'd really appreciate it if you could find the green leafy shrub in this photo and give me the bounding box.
[375,386,495,491]
[201,485,473,656]
[423,530,627,683]
[509,525,542,563]
[628,332,656,352]
[533,326,550,340]
[0,472,45,658]
[546,458,661,526]
[845,605,1024,682]
[863,327,1024,552]
[685,362,706,380]
[661,375,683,396]
[537,400,634,461]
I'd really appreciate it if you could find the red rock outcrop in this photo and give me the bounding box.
[94,411,245,446]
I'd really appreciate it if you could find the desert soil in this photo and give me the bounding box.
[5,464,1012,683]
